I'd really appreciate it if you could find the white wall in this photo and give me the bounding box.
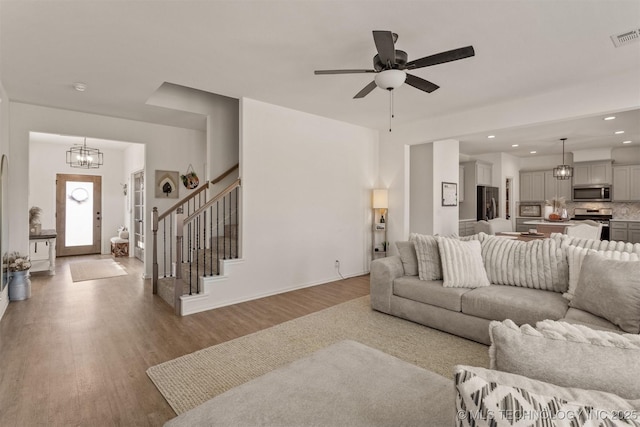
[410,140,460,235]
[380,68,640,245]
[8,102,206,277]
[0,78,9,319]
[28,140,126,254]
[202,97,378,307]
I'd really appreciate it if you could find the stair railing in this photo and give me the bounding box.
[152,164,239,294]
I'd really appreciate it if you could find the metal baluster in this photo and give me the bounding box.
[223,195,227,259]
[169,213,173,276]
[196,215,200,293]
[203,210,207,277]
[209,205,213,276]
[163,219,167,277]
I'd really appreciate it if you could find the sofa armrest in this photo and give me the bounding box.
[370,256,404,314]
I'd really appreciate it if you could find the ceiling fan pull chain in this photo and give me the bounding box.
[389,90,393,132]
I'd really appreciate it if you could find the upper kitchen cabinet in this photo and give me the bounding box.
[544,171,572,201]
[613,165,640,202]
[520,171,545,201]
[476,162,493,186]
[573,161,612,185]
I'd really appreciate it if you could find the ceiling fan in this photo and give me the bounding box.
[314,30,475,99]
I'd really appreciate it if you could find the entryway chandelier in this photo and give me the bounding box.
[553,137,573,180]
[66,137,103,169]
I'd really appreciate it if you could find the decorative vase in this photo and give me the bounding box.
[544,205,553,220]
[9,270,31,301]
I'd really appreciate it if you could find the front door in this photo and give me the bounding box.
[56,174,102,256]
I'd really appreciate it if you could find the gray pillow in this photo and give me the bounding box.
[570,252,640,333]
[489,319,640,399]
[395,241,418,276]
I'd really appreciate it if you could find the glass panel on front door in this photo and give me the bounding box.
[65,181,94,247]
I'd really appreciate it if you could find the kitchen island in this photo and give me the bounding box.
[523,220,576,235]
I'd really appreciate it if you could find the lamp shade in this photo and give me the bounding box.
[374,70,406,90]
[372,189,388,209]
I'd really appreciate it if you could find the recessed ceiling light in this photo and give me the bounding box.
[511,144,519,147]
[530,151,537,154]
[622,140,632,144]
[615,130,625,134]
[487,135,495,139]
[73,82,87,92]
[604,116,616,120]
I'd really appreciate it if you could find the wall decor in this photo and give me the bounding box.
[442,182,457,206]
[180,164,200,189]
[155,170,179,199]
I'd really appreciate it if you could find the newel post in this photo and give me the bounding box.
[174,207,184,315]
[152,207,158,294]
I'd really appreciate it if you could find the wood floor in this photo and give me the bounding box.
[0,255,370,426]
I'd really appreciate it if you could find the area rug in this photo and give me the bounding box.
[147,296,489,415]
[69,259,127,282]
[164,340,453,427]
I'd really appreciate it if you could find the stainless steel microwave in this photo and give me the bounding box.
[572,185,611,202]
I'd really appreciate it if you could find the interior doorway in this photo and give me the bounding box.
[56,174,102,256]
[505,177,513,220]
[133,170,144,261]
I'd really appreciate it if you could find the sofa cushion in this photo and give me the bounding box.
[461,285,568,325]
[570,252,640,333]
[437,237,490,288]
[455,365,640,427]
[561,307,622,332]
[394,241,418,276]
[564,245,639,301]
[409,234,442,281]
[393,276,472,312]
[489,319,640,400]
[481,236,569,293]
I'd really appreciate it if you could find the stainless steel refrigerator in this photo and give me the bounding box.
[477,186,499,221]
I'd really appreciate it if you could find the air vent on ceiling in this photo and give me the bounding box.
[610,28,640,47]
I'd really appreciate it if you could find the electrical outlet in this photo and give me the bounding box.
[335,260,340,268]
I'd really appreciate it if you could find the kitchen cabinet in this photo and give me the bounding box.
[515,217,540,232]
[520,171,545,201]
[610,221,640,244]
[477,162,492,186]
[458,219,476,237]
[544,171,572,201]
[459,161,494,220]
[613,165,640,202]
[573,161,612,186]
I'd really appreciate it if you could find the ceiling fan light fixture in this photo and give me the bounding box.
[374,69,406,90]
[553,138,573,180]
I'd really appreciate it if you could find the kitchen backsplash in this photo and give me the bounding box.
[565,202,640,219]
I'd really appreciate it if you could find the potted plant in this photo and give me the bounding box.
[6,252,31,301]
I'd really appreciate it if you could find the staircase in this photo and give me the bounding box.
[152,164,240,314]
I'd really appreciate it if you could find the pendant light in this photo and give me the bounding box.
[66,137,104,169]
[552,138,572,180]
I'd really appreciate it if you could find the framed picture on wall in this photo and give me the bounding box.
[155,170,179,199]
[442,182,457,206]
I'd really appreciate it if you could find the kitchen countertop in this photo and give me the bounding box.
[523,220,576,226]
[610,219,640,222]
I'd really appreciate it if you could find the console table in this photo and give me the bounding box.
[29,229,57,274]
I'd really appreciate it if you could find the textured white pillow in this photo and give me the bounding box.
[564,246,640,301]
[436,237,490,288]
[409,233,442,281]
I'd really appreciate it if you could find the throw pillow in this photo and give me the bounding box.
[489,319,640,399]
[409,233,442,281]
[455,365,640,427]
[436,237,489,288]
[564,246,640,301]
[395,241,418,276]
[570,252,640,333]
[481,235,569,292]
[559,234,640,255]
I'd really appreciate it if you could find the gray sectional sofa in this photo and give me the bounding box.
[370,233,640,345]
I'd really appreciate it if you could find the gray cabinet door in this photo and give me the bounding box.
[610,228,628,242]
[631,166,640,201]
[573,164,590,185]
[629,230,640,244]
[613,166,630,201]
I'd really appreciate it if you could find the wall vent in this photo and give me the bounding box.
[611,28,640,47]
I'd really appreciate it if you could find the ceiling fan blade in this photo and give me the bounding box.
[372,31,396,66]
[315,69,376,75]
[405,74,439,93]
[406,46,475,70]
[353,81,377,99]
